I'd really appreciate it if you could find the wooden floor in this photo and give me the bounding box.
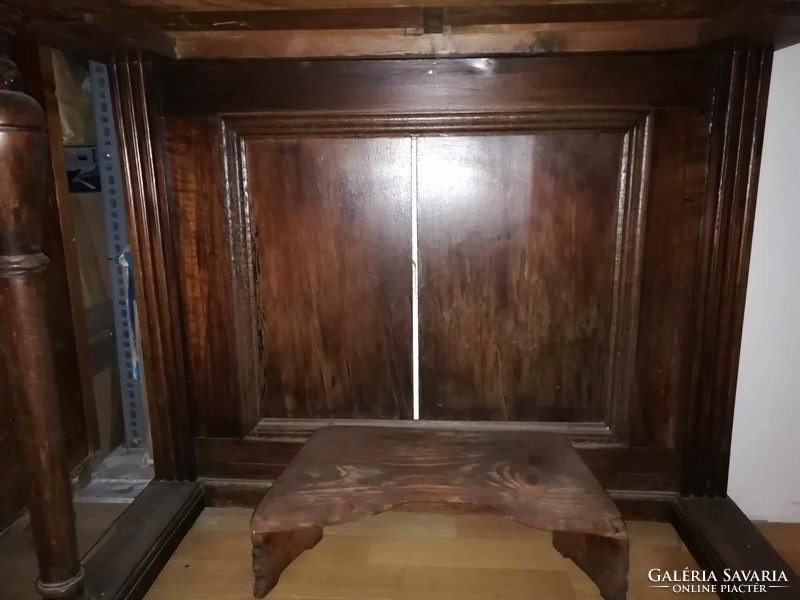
[142,507,758,600]
[2,505,798,600]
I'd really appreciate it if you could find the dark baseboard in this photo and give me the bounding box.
[82,480,204,600]
[672,496,799,599]
[200,477,271,508]
[610,490,677,521]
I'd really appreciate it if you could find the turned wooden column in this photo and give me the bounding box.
[0,7,84,599]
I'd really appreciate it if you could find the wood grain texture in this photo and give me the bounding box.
[171,21,705,59]
[7,1,800,59]
[252,426,626,535]
[251,426,628,598]
[166,116,244,437]
[631,109,709,450]
[243,136,413,419]
[195,421,681,495]
[252,528,323,598]
[0,8,83,597]
[155,53,718,501]
[417,126,648,426]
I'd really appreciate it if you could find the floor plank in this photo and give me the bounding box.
[146,508,716,600]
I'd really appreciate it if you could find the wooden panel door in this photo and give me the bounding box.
[245,137,413,420]
[418,133,630,425]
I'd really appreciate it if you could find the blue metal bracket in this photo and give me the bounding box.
[89,61,147,449]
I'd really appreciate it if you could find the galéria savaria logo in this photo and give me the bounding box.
[648,569,791,594]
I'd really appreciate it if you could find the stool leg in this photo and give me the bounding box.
[252,527,323,598]
[552,530,629,600]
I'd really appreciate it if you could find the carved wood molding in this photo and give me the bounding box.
[220,108,653,446]
[222,108,650,136]
[683,47,773,497]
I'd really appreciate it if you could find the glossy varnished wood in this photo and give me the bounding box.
[0,6,83,597]
[0,39,99,533]
[417,126,646,425]
[156,54,717,503]
[166,116,245,437]
[169,22,705,59]
[13,38,98,470]
[631,109,709,449]
[243,137,413,419]
[251,426,628,599]
[158,54,712,116]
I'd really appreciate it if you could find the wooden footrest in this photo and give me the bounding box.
[250,425,629,599]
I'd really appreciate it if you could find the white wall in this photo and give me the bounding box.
[728,43,800,523]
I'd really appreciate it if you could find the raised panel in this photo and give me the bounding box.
[418,120,650,434]
[242,136,413,419]
[168,117,244,437]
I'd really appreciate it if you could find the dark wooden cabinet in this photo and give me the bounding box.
[1,2,793,596]
[147,50,747,507]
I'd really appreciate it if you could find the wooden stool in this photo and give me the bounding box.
[250,426,629,599]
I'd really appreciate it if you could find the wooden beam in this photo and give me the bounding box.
[173,19,703,59]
